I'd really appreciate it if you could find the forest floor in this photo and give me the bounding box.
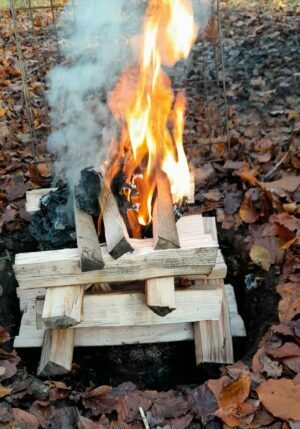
[0,1,300,428]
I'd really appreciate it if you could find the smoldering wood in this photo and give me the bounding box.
[153,170,180,250]
[73,196,104,271]
[99,176,133,259]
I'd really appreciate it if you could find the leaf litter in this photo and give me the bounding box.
[0,1,300,428]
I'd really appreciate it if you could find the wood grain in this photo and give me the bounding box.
[74,197,104,271]
[99,177,133,259]
[37,328,75,376]
[145,278,176,316]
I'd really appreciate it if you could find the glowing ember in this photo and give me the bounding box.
[106,0,198,226]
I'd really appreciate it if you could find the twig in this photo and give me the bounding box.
[139,407,150,429]
[262,151,289,181]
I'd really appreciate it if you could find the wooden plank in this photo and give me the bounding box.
[153,170,180,250]
[42,285,85,329]
[14,284,245,348]
[37,328,75,376]
[193,289,234,364]
[99,178,133,259]
[36,289,223,328]
[73,197,104,271]
[14,216,218,290]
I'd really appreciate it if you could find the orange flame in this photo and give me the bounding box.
[107,0,198,226]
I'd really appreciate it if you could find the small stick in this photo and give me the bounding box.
[139,407,150,429]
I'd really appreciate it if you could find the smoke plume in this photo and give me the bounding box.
[46,0,210,187]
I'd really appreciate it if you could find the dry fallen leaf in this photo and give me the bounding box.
[256,378,300,421]
[239,196,259,224]
[203,16,219,44]
[250,245,271,271]
[0,384,11,398]
[261,176,300,193]
[277,283,300,321]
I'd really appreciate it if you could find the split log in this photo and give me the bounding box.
[41,285,85,329]
[14,216,218,289]
[193,288,234,364]
[145,278,176,316]
[37,328,75,376]
[153,170,180,250]
[99,177,133,259]
[15,284,245,348]
[36,289,223,329]
[74,197,104,271]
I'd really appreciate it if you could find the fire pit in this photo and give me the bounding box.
[12,0,245,376]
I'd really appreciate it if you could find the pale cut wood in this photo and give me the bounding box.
[153,170,180,250]
[193,289,234,364]
[224,284,246,337]
[42,285,85,328]
[145,278,176,316]
[37,328,75,376]
[99,178,133,259]
[14,284,245,348]
[36,289,223,329]
[14,215,218,290]
[73,197,104,271]
[25,188,57,214]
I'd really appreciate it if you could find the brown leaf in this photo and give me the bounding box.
[0,327,10,343]
[277,283,300,321]
[235,166,258,186]
[78,415,105,429]
[270,213,300,232]
[0,408,39,429]
[266,342,300,359]
[256,378,300,421]
[261,176,300,193]
[240,196,259,223]
[0,385,12,398]
[219,374,251,408]
[29,400,53,429]
[192,383,217,425]
[170,412,194,429]
[203,16,219,44]
[283,356,300,373]
[207,376,232,405]
[0,349,21,381]
[250,245,271,271]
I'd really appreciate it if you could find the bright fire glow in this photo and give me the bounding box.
[107,0,198,226]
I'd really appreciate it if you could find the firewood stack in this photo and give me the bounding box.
[13,175,245,376]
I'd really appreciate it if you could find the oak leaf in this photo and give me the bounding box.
[256,378,300,421]
[277,283,300,321]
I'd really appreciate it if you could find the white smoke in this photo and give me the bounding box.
[46,0,211,187]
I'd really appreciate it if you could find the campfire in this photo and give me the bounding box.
[101,0,198,241]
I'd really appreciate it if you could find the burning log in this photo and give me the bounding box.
[74,196,104,271]
[153,170,180,250]
[99,176,133,259]
[37,328,75,377]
